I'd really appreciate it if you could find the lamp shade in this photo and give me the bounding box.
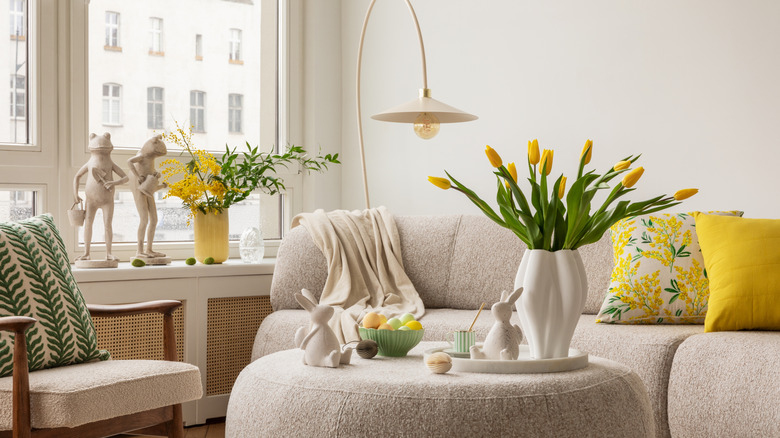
[371,89,478,124]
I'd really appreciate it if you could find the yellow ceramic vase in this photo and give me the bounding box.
[194,209,229,264]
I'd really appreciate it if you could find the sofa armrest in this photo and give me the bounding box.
[0,316,36,437]
[87,300,181,362]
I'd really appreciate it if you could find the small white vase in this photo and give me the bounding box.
[514,249,588,359]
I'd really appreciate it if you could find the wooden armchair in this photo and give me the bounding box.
[0,300,202,438]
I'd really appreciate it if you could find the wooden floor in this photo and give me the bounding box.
[114,420,225,438]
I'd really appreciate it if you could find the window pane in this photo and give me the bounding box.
[89,0,261,152]
[0,189,35,222]
[1,0,29,144]
[77,191,281,244]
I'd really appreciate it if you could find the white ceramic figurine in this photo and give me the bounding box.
[72,133,129,268]
[293,289,353,368]
[128,134,170,265]
[470,287,524,360]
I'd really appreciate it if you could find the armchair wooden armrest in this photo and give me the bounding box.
[0,316,36,438]
[87,300,182,362]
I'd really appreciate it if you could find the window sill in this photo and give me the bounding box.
[228,59,244,65]
[10,35,26,41]
[72,258,275,283]
[148,50,165,56]
[195,56,203,61]
[104,45,122,52]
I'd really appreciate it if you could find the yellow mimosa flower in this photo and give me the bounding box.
[528,139,540,166]
[540,149,554,175]
[673,188,699,200]
[485,145,502,168]
[428,176,451,190]
[558,176,567,199]
[622,167,644,188]
[581,139,593,165]
[613,160,631,171]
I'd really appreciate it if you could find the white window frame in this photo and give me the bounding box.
[228,93,242,134]
[149,17,163,54]
[229,28,242,61]
[104,11,119,48]
[101,83,122,126]
[2,1,289,262]
[147,86,164,129]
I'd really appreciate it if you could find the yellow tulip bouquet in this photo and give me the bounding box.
[429,139,698,251]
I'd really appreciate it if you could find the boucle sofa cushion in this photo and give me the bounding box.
[0,359,202,430]
[570,315,704,438]
[668,332,780,437]
[0,214,109,377]
[270,215,613,313]
[231,344,655,438]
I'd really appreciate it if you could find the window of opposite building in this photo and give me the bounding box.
[147,87,164,129]
[9,75,25,120]
[9,0,24,39]
[195,34,203,60]
[149,17,163,54]
[104,11,119,48]
[229,28,242,62]
[102,83,121,126]
[228,93,242,134]
[190,90,206,133]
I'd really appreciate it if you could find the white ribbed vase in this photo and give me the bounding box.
[513,249,588,359]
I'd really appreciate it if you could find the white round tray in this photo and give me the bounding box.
[424,345,589,374]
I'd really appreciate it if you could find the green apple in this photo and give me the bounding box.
[399,313,415,325]
[398,325,412,331]
[387,317,403,330]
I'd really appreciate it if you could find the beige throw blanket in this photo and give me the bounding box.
[291,207,425,343]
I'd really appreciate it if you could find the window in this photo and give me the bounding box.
[149,17,163,54]
[9,75,25,119]
[228,93,242,134]
[102,83,121,125]
[229,28,242,62]
[195,34,203,60]
[9,0,24,38]
[147,87,164,129]
[0,190,36,222]
[105,11,119,48]
[190,90,206,132]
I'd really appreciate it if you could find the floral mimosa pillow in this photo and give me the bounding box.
[596,211,743,324]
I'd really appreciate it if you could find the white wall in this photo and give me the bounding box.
[336,0,780,218]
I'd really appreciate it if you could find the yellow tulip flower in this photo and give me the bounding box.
[540,149,554,175]
[558,176,567,199]
[674,188,698,200]
[428,176,451,190]
[581,139,593,165]
[621,167,644,188]
[528,139,540,166]
[508,162,518,183]
[485,145,502,168]
[613,160,631,171]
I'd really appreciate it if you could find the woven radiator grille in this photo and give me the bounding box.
[92,306,185,361]
[206,295,272,396]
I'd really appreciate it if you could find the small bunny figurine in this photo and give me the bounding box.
[293,289,353,368]
[470,287,524,360]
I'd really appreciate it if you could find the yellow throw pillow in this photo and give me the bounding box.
[695,213,780,332]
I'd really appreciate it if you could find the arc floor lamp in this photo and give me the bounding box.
[356,0,478,209]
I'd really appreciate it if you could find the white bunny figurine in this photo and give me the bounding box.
[293,289,352,368]
[470,287,524,360]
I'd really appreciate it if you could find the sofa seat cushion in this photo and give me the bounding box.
[251,308,521,362]
[668,332,780,438]
[571,315,704,438]
[0,359,202,430]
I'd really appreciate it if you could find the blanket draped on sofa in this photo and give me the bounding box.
[291,207,425,343]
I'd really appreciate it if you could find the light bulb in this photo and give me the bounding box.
[413,112,440,140]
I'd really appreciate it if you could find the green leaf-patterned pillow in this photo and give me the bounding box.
[0,214,110,377]
[596,211,743,324]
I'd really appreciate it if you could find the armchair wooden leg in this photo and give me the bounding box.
[167,404,184,438]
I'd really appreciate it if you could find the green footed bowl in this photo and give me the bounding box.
[358,327,425,357]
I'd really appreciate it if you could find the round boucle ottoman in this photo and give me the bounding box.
[227,342,654,437]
